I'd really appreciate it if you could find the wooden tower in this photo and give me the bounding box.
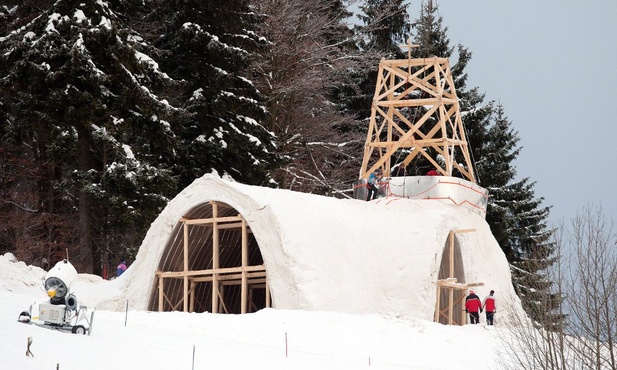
[359,45,476,182]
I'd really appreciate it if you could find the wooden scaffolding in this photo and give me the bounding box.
[434,229,483,325]
[360,45,476,181]
[154,201,271,314]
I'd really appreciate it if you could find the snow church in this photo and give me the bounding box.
[104,50,525,327]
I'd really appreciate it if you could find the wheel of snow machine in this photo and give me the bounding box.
[18,311,31,323]
[71,325,86,335]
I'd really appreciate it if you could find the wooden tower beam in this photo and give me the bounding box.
[360,54,477,182]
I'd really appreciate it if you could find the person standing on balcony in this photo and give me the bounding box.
[366,169,382,201]
[426,166,439,176]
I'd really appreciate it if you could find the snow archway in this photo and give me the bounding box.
[151,201,269,314]
[112,174,523,323]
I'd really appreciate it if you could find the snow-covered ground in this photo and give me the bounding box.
[1,254,519,370]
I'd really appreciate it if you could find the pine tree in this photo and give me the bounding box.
[509,179,562,327]
[144,0,280,189]
[0,0,180,273]
[411,0,450,58]
[1,0,284,272]
[478,104,519,259]
[358,0,411,56]
[479,107,560,327]
[348,0,413,125]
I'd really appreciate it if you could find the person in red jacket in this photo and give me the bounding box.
[482,290,496,325]
[426,167,439,176]
[465,289,482,324]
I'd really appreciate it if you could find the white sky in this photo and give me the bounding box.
[410,1,617,226]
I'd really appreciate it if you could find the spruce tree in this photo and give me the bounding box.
[0,0,180,273]
[476,104,560,327]
[411,0,450,58]
[144,0,280,189]
[349,0,413,125]
[1,0,283,272]
[358,0,411,56]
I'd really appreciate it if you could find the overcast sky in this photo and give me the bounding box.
[402,1,617,227]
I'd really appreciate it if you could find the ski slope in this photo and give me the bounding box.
[1,254,518,370]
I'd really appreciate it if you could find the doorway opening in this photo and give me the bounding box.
[149,201,271,314]
[434,229,483,325]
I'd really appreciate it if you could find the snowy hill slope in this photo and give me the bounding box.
[0,255,516,370]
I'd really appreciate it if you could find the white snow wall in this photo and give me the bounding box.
[108,174,524,323]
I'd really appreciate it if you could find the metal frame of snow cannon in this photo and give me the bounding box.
[20,301,95,335]
[17,259,95,335]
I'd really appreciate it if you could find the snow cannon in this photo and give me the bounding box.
[44,259,77,305]
[18,259,95,335]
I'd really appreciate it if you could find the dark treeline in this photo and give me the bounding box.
[0,0,558,327]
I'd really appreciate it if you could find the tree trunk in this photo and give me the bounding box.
[77,127,94,273]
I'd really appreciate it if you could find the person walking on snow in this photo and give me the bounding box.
[465,289,482,324]
[482,290,496,325]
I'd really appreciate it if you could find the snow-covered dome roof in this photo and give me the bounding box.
[100,174,523,324]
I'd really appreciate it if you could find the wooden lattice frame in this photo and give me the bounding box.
[155,201,271,314]
[359,55,476,182]
[434,229,484,325]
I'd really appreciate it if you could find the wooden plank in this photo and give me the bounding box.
[380,57,450,68]
[375,98,459,108]
[448,284,454,325]
[156,265,266,278]
[191,271,266,283]
[241,218,248,314]
[212,202,220,314]
[190,281,195,312]
[434,284,441,322]
[218,285,228,314]
[217,222,252,231]
[438,281,485,289]
[181,215,243,225]
[183,222,189,312]
[158,275,164,312]
[454,229,476,234]
[193,276,267,285]
[171,297,183,311]
[265,278,271,308]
